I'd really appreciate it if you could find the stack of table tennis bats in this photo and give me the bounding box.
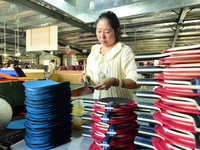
[134,44,200,150]
[81,97,138,150]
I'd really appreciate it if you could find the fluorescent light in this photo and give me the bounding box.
[15,52,21,56]
[121,22,128,37]
[121,32,128,37]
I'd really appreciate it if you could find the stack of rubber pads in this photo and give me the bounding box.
[81,97,138,150]
[134,44,200,150]
[23,80,72,150]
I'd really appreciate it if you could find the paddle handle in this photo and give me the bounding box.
[83,61,87,77]
[83,61,88,86]
[139,125,160,138]
[134,136,154,149]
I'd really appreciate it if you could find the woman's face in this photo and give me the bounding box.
[96,18,116,47]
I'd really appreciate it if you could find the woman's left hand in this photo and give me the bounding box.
[93,78,114,90]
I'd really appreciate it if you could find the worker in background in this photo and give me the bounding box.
[48,59,57,74]
[79,11,140,99]
[7,56,18,68]
[24,63,29,69]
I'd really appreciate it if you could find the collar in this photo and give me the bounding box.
[91,42,124,61]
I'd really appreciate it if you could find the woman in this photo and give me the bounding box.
[79,11,139,99]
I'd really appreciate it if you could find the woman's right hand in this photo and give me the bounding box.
[79,73,91,85]
[93,78,114,90]
[79,73,84,84]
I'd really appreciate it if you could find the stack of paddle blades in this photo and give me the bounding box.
[81,97,138,150]
[23,80,72,150]
[134,44,200,150]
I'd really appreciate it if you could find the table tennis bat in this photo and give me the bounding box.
[154,73,200,81]
[91,112,137,124]
[138,111,200,133]
[84,104,136,113]
[159,59,200,65]
[137,91,200,112]
[71,86,94,97]
[81,122,92,130]
[160,53,200,60]
[158,55,200,68]
[82,121,137,136]
[137,113,161,126]
[155,99,200,114]
[153,108,199,133]
[154,86,200,97]
[135,49,200,61]
[163,71,200,76]
[137,100,160,112]
[164,44,200,52]
[137,66,200,74]
[138,125,200,150]
[6,119,26,129]
[82,112,136,124]
[72,61,95,97]
[138,124,197,149]
[166,63,200,68]
[89,140,137,150]
[82,130,92,138]
[157,109,200,131]
[134,136,155,149]
[136,88,200,101]
[152,136,197,150]
[160,96,200,110]
[138,125,162,139]
[91,130,138,147]
[91,121,137,136]
[137,78,200,91]
[80,97,135,106]
[154,124,196,149]
[78,98,98,104]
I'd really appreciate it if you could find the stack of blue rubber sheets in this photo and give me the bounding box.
[23,80,72,150]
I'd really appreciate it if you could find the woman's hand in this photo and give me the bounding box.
[79,73,84,84]
[93,78,114,90]
[79,73,91,85]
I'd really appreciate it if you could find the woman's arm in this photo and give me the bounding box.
[121,78,140,89]
[121,45,140,89]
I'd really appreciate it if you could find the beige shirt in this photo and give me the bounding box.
[87,42,138,99]
[48,62,57,74]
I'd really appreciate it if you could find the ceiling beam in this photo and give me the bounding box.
[171,7,189,47]
[0,28,24,35]
[6,0,95,33]
[0,48,15,53]
[6,41,26,48]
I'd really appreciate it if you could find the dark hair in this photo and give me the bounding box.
[96,11,120,42]
[9,56,13,58]
[50,59,55,62]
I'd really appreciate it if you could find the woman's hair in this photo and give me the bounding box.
[95,11,121,42]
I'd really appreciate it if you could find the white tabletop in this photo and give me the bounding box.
[10,129,93,150]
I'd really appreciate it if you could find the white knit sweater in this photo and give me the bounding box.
[87,42,138,99]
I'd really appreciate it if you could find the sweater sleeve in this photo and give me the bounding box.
[86,48,94,82]
[121,45,138,82]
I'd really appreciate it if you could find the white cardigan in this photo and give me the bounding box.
[87,42,138,99]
